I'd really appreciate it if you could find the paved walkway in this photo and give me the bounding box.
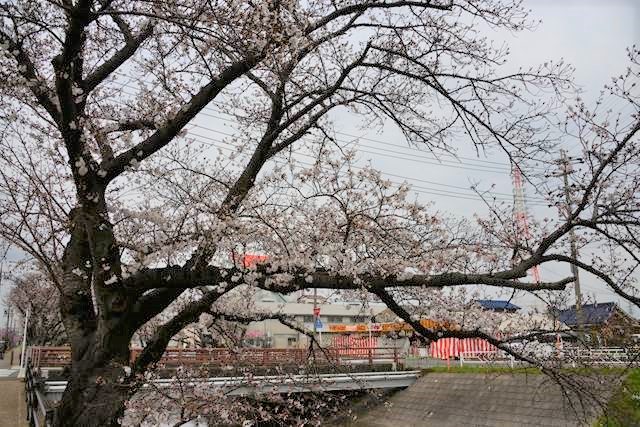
[0,379,28,427]
[0,346,20,377]
[0,348,28,427]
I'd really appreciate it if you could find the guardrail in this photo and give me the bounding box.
[28,347,70,369]
[459,351,515,367]
[458,347,640,367]
[563,347,640,366]
[25,361,55,427]
[333,346,401,366]
[28,346,404,370]
[41,370,422,403]
[131,347,334,366]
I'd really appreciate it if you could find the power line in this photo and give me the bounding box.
[112,73,548,172]
[101,88,552,203]
[193,107,521,173]
[104,79,555,205]
[182,127,551,205]
[187,120,546,179]
[123,85,517,175]
[191,112,515,174]
[186,128,546,201]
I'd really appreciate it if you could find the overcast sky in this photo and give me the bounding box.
[336,0,640,313]
[1,0,639,318]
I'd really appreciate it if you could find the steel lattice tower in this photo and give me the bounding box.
[512,164,541,283]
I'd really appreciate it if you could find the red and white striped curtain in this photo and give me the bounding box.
[429,338,497,359]
[460,337,495,354]
[331,335,378,356]
[429,338,460,359]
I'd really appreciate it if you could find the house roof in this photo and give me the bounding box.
[557,302,619,326]
[476,300,521,311]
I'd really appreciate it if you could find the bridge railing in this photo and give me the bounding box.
[25,360,55,427]
[129,347,342,367]
[28,346,72,369]
[333,346,401,366]
[27,346,403,369]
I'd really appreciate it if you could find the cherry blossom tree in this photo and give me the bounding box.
[7,266,67,346]
[0,0,638,425]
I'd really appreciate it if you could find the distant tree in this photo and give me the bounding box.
[0,0,638,425]
[7,268,67,346]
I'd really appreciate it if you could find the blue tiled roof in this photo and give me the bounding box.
[557,302,617,326]
[476,300,521,311]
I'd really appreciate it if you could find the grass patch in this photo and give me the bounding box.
[595,369,640,427]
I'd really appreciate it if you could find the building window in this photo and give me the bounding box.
[327,316,343,323]
[303,315,314,323]
[287,337,297,347]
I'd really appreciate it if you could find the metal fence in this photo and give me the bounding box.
[27,345,403,370]
[25,361,55,427]
[563,347,640,366]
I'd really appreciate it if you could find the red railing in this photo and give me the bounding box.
[333,346,400,365]
[129,347,342,366]
[28,346,71,368]
[28,346,401,369]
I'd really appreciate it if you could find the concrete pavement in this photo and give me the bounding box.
[0,348,28,427]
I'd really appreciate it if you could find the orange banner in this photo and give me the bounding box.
[326,319,454,333]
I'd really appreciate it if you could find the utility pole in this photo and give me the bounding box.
[560,149,585,342]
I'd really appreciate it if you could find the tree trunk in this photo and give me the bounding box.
[53,346,135,427]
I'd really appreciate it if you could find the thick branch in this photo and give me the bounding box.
[541,254,640,307]
[129,264,572,293]
[83,22,154,92]
[132,286,235,373]
[101,54,263,181]
[0,30,61,124]
[307,1,452,34]
[372,287,544,366]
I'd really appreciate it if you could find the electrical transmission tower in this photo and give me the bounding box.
[511,164,541,283]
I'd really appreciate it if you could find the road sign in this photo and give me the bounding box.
[315,318,323,329]
[313,307,320,316]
